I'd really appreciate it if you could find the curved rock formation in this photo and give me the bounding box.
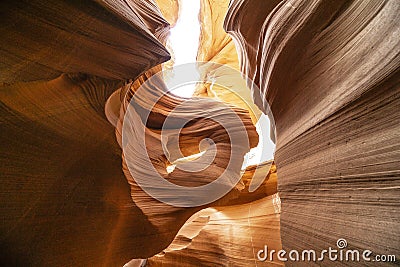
[1,0,399,266]
[140,1,283,257]
[1,0,274,265]
[148,193,282,266]
[144,162,281,266]
[0,74,141,266]
[113,74,260,257]
[155,0,180,27]
[225,0,400,265]
[194,0,262,124]
[0,0,170,83]
[0,1,175,266]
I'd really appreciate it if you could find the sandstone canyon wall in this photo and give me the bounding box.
[144,0,282,265]
[1,0,399,266]
[225,0,400,266]
[1,1,173,266]
[1,0,274,266]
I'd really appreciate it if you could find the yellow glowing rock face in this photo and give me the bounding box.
[148,194,282,266]
[0,1,275,265]
[195,0,262,124]
[5,0,398,265]
[155,0,180,27]
[154,0,180,71]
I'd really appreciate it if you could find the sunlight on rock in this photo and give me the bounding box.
[0,0,398,266]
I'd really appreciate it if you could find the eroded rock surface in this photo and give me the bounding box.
[0,75,149,266]
[225,0,400,265]
[0,1,175,265]
[1,0,275,265]
[194,0,262,124]
[0,0,170,83]
[132,1,282,264]
[1,0,398,266]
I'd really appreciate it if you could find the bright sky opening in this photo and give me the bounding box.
[242,113,275,168]
[165,0,275,168]
[166,0,201,97]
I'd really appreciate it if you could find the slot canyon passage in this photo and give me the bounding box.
[0,0,399,266]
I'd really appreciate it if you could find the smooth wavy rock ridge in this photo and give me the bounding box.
[225,0,399,266]
[1,0,399,266]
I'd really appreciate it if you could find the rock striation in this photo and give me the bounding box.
[1,0,277,265]
[0,74,140,266]
[113,71,261,258]
[225,0,400,265]
[122,1,282,265]
[194,0,262,124]
[146,162,281,266]
[0,0,170,83]
[0,1,174,266]
[1,0,399,266]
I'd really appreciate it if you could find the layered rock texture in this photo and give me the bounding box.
[0,1,173,266]
[194,0,262,124]
[143,1,282,265]
[146,163,281,266]
[1,0,276,266]
[225,0,400,266]
[1,0,399,266]
[0,0,170,83]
